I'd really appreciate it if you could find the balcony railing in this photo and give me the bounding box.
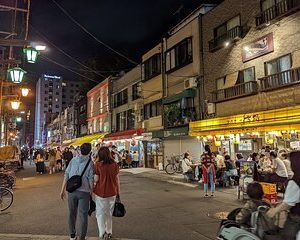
[212,81,259,103]
[256,0,300,26]
[259,67,300,91]
[209,26,243,52]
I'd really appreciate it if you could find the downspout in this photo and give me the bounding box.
[198,13,205,120]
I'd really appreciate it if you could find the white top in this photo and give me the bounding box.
[273,158,288,178]
[283,180,300,207]
[181,158,192,173]
[216,154,226,169]
[283,159,294,178]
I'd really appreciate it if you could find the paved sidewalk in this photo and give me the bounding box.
[0,234,139,240]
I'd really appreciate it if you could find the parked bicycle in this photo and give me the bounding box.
[0,186,13,211]
[0,163,16,189]
[165,154,182,174]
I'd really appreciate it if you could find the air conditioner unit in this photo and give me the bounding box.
[207,102,216,115]
[184,77,197,89]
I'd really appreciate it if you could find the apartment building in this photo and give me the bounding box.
[162,5,215,162]
[189,0,300,155]
[140,43,164,168]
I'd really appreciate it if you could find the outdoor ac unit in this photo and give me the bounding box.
[207,102,216,115]
[184,77,197,89]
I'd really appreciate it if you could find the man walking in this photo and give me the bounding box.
[60,143,93,240]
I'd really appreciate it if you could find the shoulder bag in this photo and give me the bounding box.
[66,157,91,193]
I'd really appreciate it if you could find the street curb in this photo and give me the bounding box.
[0,234,139,240]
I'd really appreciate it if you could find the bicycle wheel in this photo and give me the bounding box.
[0,187,13,211]
[165,163,177,175]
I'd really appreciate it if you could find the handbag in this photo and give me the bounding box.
[66,158,91,193]
[113,195,126,217]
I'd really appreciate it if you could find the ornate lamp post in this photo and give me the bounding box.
[7,67,26,83]
[21,87,30,97]
[23,47,39,63]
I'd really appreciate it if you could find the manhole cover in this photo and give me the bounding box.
[207,211,229,220]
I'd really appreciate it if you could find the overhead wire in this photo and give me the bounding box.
[41,55,100,84]
[30,24,107,78]
[51,0,138,65]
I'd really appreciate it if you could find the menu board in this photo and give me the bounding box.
[238,140,252,151]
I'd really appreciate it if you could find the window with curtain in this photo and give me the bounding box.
[266,54,291,75]
[141,54,161,81]
[165,37,193,72]
[216,77,226,90]
[214,15,240,39]
[237,67,255,84]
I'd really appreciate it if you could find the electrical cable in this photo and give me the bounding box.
[40,55,100,83]
[51,0,138,65]
[30,24,106,78]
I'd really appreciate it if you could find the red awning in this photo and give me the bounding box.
[103,128,144,141]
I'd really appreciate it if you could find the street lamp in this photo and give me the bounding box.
[23,47,39,63]
[7,67,26,83]
[11,100,21,110]
[21,87,30,97]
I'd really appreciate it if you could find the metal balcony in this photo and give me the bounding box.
[256,0,300,26]
[212,81,259,103]
[259,67,300,91]
[164,107,196,128]
[209,26,243,52]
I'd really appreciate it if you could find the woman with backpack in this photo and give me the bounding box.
[201,145,216,197]
[94,146,120,239]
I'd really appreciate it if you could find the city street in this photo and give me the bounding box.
[0,166,242,240]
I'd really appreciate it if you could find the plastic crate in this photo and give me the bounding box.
[260,182,277,194]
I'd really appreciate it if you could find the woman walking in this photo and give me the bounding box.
[94,147,120,239]
[201,145,216,197]
[48,149,56,174]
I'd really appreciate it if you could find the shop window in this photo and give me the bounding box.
[141,54,161,81]
[237,67,255,84]
[165,37,193,72]
[265,54,291,75]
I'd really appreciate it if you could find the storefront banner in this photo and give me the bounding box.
[164,127,189,138]
[189,106,300,136]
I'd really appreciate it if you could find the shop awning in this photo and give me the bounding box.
[62,139,76,147]
[162,89,196,105]
[72,132,107,146]
[103,128,144,141]
[189,106,300,136]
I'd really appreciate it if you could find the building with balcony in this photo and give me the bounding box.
[74,93,88,138]
[140,44,164,168]
[103,66,144,161]
[189,0,300,156]
[162,4,215,163]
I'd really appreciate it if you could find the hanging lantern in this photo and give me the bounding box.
[23,47,39,63]
[11,100,21,110]
[8,67,26,83]
[21,87,30,97]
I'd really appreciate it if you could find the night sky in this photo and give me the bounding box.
[28,0,221,84]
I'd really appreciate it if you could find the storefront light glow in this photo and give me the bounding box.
[8,67,26,83]
[16,117,22,122]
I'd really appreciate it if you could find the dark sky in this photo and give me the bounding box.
[28,0,221,84]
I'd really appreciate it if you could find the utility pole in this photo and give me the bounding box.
[0,0,31,145]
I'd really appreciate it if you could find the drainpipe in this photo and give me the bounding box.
[198,13,205,120]
[162,37,168,98]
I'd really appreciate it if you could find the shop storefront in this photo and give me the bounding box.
[163,126,204,166]
[141,131,164,169]
[103,128,144,165]
[189,106,300,158]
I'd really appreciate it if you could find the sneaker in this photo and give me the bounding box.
[211,193,215,197]
[107,233,113,239]
[204,194,209,197]
[70,236,77,240]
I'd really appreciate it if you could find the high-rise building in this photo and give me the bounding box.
[34,74,85,146]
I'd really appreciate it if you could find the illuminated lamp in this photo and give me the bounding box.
[8,67,26,83]
[21,87,30,97]
[23,47,39,63]
[11,100,21,110]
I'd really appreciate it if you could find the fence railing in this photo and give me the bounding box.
[212,81,259,102]
[256,0,300,26]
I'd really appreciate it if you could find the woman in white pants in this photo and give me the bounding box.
[94,147,120,239]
